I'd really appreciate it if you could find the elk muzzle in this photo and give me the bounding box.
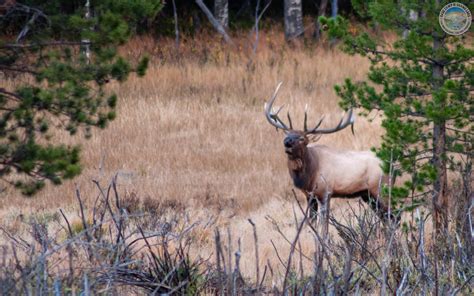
[283,134,304,156]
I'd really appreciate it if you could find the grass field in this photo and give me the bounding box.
[0,30,395,282]
[1,31,381,207]
[1,29,472,295]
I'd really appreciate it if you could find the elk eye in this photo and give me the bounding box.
[299,137,305,142]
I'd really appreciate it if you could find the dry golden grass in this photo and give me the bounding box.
[0,30,388,278]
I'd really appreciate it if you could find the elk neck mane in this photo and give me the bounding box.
[287,144,318,192]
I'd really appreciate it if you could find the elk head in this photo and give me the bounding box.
[264,82,355,161]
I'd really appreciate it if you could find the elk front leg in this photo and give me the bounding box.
[306,193,319,222]
[320,191,331,239]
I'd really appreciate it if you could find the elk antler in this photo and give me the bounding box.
[264,82,291,132]
[305,108,355,135]
[264,82,355,134]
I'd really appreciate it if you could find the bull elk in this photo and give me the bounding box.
[264,82,395,222]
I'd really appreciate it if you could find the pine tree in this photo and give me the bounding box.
[0,0,162,195]
[321,0,473,233]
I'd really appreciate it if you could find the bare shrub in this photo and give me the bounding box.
[1,177,472,295]
[0,179,209,295]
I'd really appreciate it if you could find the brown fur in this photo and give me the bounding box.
[283,131,394,222]
[264,83,395,222]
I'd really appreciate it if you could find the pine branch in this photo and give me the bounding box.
[0,41,92,49]
[0,65,38,75]
[350,43,438,66]
[0,88,21,101]
[444,56,474,66]
[446,127,474,135]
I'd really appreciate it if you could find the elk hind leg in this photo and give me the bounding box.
[360,192,397,223]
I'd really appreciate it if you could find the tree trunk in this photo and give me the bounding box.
[329,0,339,46]
[432,122,448,231]
[403,9,418,38]
[284,0,304,40]
[331,0,338,18]
[82,0,91,64]
[313,0,329,40]
[458,161,473,261]
[171,0,179,50]
[192,10,201,33]
[214,0,228,28]
[196,0,233,44]
[432,34,448,234]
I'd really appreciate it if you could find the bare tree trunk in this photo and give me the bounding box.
[284,0,304,40]
[329,0,339,46]
[252,0,272,55]
[171,0,179,50]
[432,123,448,232]
[458,160,473,262]
[195,0,233,44]
[214,0,229,28]
[192,10,201,33]
[254,0,262,55]
[432,34,448,235]
[82,0,91,64]
[313,0,328,40]
[403,9,418,38]
[331,0,338,18]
